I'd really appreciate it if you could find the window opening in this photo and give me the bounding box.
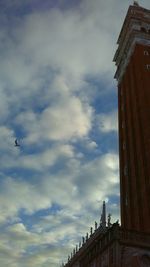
[146,64,150,70]
[144,51,149,56]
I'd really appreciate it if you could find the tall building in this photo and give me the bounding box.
[62,3,150,266]
[114,0,150,233]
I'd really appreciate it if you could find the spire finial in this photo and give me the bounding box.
[100,201,106,228]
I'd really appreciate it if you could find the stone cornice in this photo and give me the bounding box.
[114,33,150,83]
[114,4,150,84]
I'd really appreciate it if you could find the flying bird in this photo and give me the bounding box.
[15,139,20,147]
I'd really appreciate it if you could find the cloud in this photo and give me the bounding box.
[85,140,98,150]
[0,148,119,222]
[0,220,68,266]
[97,110,118,133]
[0,0,118,97]
[15,95,93,144]
[1,144,74,171]
[0,1,120,261]
[0,153,119,265]
[0,126,15,151]
[1,0,149,266]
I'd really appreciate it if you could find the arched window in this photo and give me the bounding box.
[144,50,149,56]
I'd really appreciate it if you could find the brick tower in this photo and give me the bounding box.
[114,1,150,233]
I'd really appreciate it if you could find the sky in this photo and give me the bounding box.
[0,0,149,266]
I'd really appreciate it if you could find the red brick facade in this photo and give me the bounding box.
[114,4,150,233]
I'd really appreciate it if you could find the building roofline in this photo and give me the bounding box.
[116,4,150,45]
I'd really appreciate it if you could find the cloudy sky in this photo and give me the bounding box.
[0,0,149,266]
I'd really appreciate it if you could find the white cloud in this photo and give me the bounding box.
[0,149,119,222]
[19,8,114,77]
[0,126,15,151]
[15,88,93,144]
[19,145,74,171]
[85,140,98,150]
[97,110,118,133]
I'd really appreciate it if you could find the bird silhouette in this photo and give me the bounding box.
[15,139,20,147]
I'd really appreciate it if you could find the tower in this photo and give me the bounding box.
[113,3,150,232]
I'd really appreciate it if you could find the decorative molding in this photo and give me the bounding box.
[114,5,150,84]
[115,36,150,84]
